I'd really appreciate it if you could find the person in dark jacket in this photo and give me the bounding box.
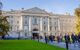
[71,33,75,43]
[49,34,54,42]
[64,33,70,50]
[75,34,78,42]
[78,33,80,48]
[53,35,55,41]
[44,34,49,44]
[57,35,60,43]
[64,34,70,43]
[78,33,80,42]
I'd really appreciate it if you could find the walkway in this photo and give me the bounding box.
[39,39,80,50]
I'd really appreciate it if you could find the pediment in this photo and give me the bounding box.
[22,7,49,14]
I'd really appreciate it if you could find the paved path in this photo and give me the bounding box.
[38,39,80,50]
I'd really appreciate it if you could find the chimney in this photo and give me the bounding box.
[21,8,24,10]
[11,9,14,11]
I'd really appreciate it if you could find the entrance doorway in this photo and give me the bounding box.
[32,29,39,39]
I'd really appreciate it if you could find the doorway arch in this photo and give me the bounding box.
[32,28,39,39]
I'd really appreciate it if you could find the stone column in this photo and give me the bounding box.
[19,16,23,30]
[20,16,23,37]
[29,16,32,37]
[40,17,43,36]
[58,19,60,34]
[48,17,50,35]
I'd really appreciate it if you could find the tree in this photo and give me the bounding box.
[0,1,10,39]
[0,16,10,39]
[75,8,80,34]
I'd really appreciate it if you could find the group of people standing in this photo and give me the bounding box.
[31,32,80,49]
[44,33,80,48]
[64,33,80,50]
[44,34,63,43]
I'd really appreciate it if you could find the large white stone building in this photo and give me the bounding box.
[3,7,76,38]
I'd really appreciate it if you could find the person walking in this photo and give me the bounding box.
[71,33,75,44]
[57,35,60,43]
[64,33,70,50]
[49,34,54,43]
[78,33,80,48]
[60,34,63,42]
[71,33,78,47]
[44,34,49,44]
[53,35,55,41]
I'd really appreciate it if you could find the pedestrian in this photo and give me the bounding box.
[75,34,78,42]
[71,33,79,47]
[57,35,60,43]
[60,34,63,42]
[78,33,80,48]
[74,34,78,47]
[71,33,75,44]
[53,35,55,41]
[57,34,62,43]
[44,34,49,44]
[49,34,54,43]
[64,33,70,50]
[40,35,43,39]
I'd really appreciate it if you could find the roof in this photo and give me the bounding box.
[2,7,75,17]
[21,7,49,14]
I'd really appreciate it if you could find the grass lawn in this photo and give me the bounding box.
[0,40,66,50]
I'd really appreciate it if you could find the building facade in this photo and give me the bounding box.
[3,7,76,38]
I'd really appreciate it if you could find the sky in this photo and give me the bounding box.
[1,0,80,15]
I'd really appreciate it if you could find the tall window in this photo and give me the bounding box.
[50,26,52,31]
[25,16,28,18]
[10,26,12,31]
[33,17,38,25]
[54,22,56,25]
[10,20,13,25]
[44,26,46,30]
[25,21,27,24]
[17,21,19,24]
[23,16,29,25]
[17,26,19,31]
[44,21,46,24]
[34,18,37,24]
[55,27,56,31]
[43,17,48,25]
